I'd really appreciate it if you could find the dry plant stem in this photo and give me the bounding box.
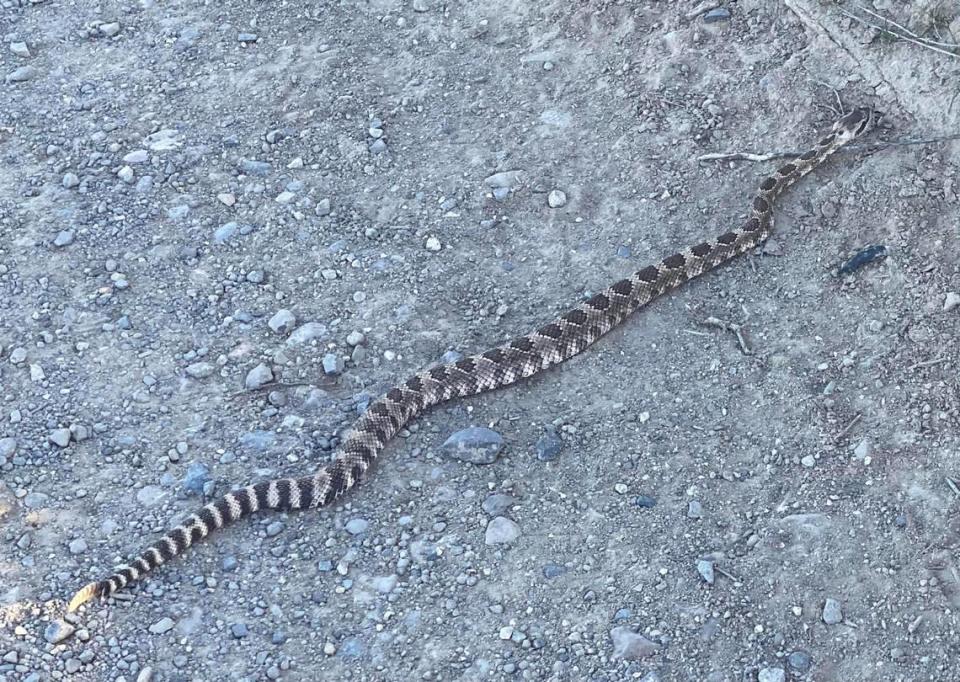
[834,413,863,443]
[852,3,960,50]
[838,7,960,59]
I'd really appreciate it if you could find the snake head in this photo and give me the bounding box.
[833,107,882,142]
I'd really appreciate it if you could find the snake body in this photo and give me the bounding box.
[68,107,878,612]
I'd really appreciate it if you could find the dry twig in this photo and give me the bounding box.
[839,6,960,59]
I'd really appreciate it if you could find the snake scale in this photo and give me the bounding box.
[68,107,879,612]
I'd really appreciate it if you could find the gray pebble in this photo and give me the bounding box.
[481,493,514,516]
[123,149,149,164]
[543,563,566,579]
[53,230,75,247]
[99,22,121,37]
[239,159,272,176]
[315,198,331,216]
[68,538,88,554]
[214,222,238,243]
[62,172,80,188]
[182,461,211,495]
[117,165,135,183]
[286,322,327,346]
[238,32,258,42]
[149,617,175,635]
[0,437,16,458]
[9,347,26,364]
[322,353,345,376]
[485,516,521,544]
[441,426,504,465]
[346,518,369,535]
[370,575,398,593]
[44,620,75,643]
[222,555,238,571]
[822,597,843,624]
[6,65,37,83]
[609,626,659,660]
[266,521,284,537]
[787,650,812,672]
[687,500,703,519]
[268,309,297,334]
[547,189,567,208]
[185,362,214,379]
[484,170,524,189]
[369,138,388,154]
[758,668,785,682]
[696,559,715,585]
[49,428,72,448]
[703,7,731,22]
[246,269,265,284]
[10,41,30,58]
[136,485,165,506]
[230,623,248,638]
[534,430,562,461]
[346,331,365,346]
[244,363,274,390]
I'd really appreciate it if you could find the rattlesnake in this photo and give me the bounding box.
[68,107,879,612]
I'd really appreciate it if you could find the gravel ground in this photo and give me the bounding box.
[2,1,959,680]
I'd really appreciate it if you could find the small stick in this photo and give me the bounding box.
[838,8,959,59]
[852,4,960,50]
[231,381,316,398]
[833,412,863,443]
[701,316,752,355]
[714,565,742,583]
[698,134,960,164]
[907,357,948,370]
[946,477,960,497]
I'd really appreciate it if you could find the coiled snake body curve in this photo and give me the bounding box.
[69,107,879,612]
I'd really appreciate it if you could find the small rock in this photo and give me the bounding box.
[117,165,135,183]
[182,462,211,495]
[230,623,248,638]
[425,236,442,251]
[696,559,715,585]
[136,485,165,506]
[62,173,80,188]
[29,364,44,381]
[534,430,562,461]
[9,347,26,364]
[687,500,703,519]
[853,439,872,460]
[99,22,121,37]
[609,626,659,660]
[346,331,365,346]
[481,493,514,516]
[801,454,816,468]
[315,198,331,216]
[10,41,30,58]
[441,427,504,465]
[346,518,369,535]
[223,556,238,572]
[286,322,327,346]
[703,7,732,23]
[822,597,843,624]
[6,65,37,83]
[68,538,88,554]
[49,428,72,448]
[0,437,16,458]
[634,494,656,508]
[484,170,525,189]
[53,230,75,247]
[322,353,345,376]
[123,149,149,164]
[547,189,567,208]
[944,292,960,312]
[244,363,274,390]
[369,575,398,593]
[758,668,785,682]
[214,222,238,243]
[149,617,175,635]
[185,362,215,379]
[44,620,75,643]
[238,32,258,42]
[266,521,284,537]
[787,650,812,672]
[485,516,521,545]
[369,138,388,154]
[268,309,297,334]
